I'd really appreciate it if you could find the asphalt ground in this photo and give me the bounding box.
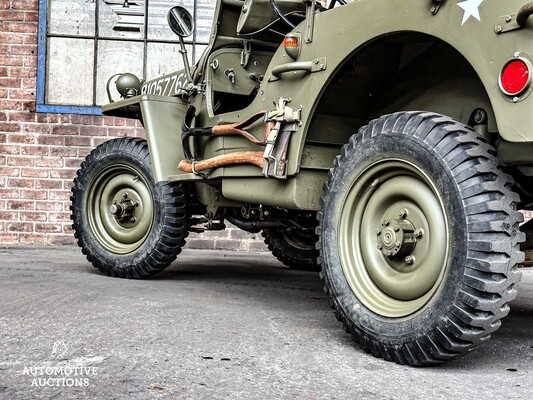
[0,246,532,399]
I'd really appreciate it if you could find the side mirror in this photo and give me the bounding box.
[167,6,194,38]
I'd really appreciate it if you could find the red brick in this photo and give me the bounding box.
[0,33,24,45]
[0,167,20,177]
[7,134,34,143]
[107,127,132,137]
[35,223,62,233]
[0,233,19,242]
[19,233,46,244]
[36,135,64,145]
[22,101,35,111]
[0,100,23,110]
[65,136,91,146]
[20,212,46,222]
[0,11,24,21]
[8,111,35,122]
[6,200,34,210]
[0,78,20,88]
[48,190,71,201]
[36,202,62,211]
[23,34,38,45]
[0,111,7,121]
[23,56,37,68]
[2,22,37,34]
[7,156,34,167]
[23,124,49,134]
[0,144,20,154]
[0,189,20,199]
[80,126,107,136]
[9,67,36,78]
[52,125,79,135]
[0,56,23,67]
[0,122,21,133]
[12,1,38,10]
[0,211,18,220]
[19,190,47,200]
[35,180,62,190]
[50,147,77,157]
[7,222,33,232]
[9,89,35,100]
[20,168,47,178]
[9,45,36,55]
[49,213,71,222]
[7,178,33,188]
[21,77,36,88]
[64,158,83,168]
[20,145,48,156]
[24,11,38,22]
[34,157,63,168]
[49,168,76,180]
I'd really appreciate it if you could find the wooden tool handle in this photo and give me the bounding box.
[178,151,265,173]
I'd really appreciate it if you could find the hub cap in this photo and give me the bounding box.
[338,159,449,318]
[87,164,154,254]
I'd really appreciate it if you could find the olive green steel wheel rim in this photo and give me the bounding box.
[87,164,154,254]
[338,159,449,318]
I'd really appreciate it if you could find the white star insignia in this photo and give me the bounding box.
[458,0,484,25]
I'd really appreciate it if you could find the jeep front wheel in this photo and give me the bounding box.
[319,112,524,365]
[71,138,190,278]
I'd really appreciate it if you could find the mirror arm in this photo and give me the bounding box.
[178,37,194,85]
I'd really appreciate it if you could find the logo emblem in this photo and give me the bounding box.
[458,0,484,25]
[51,341,68,360]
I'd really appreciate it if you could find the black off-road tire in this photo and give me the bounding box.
[318,112,524,365]
[71,138,190,278]
[262,228,320,271]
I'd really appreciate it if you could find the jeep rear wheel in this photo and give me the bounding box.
[71,138,190,278]
[319,112,524,365]
[262,228,319,271]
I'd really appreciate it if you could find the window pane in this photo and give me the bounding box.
[46,38,94,106]
[49,0,96,36]
[145,42,191,80]
[194,44,208,64]
[96,40,144,105]
[147,0,195,41]
[196,0,216,44]
[99,0,144,39]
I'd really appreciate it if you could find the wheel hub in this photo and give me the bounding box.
[376,211,422,262]
[110,192,139,224]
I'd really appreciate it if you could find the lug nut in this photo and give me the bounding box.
[405,255,415,264]
[414,229,424,238]
[384,220,390,226]
[395,241,402,247]
[376,229,381,235]
[398,209,408,219]
[123,192,129,199]
[394,226,400,232]
[130,217,136,223]
[377,244,383,250]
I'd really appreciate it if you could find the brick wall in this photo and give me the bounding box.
[0,0,266,251]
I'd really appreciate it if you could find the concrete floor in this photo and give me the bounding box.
[0,246,532,400]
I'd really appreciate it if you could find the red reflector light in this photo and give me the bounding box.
[284,36,299,48]
[500,59,531,96]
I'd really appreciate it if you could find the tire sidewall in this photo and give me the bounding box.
[322,132,468,343]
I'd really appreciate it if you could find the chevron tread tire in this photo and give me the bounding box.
[318,112,524,365]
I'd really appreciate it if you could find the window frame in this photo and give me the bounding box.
[36,0,205,115]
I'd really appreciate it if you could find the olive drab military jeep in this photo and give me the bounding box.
[71,0,533,365]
